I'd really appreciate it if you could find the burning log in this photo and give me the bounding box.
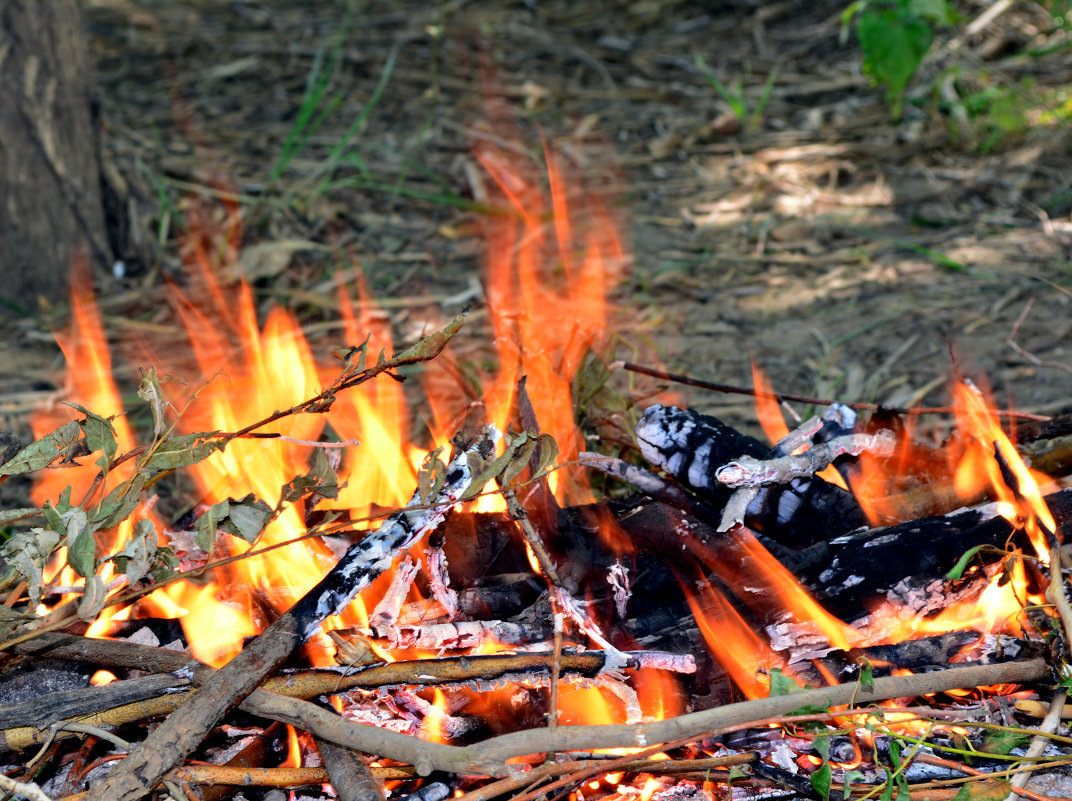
[635,404,870,545]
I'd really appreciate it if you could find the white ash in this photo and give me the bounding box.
[650,783,714,801]
[125,626,161,648]
[608,560,631,618]
[718,489,759,532]
[766,621,837,664]
[772,416,825,456]
[379,619,547,651]
[395,782,451,801]
[629,651,696,674]
[427,546,459,619]
[598,674,643,723]
[554,587,631,674]
[770,741,800,773]
[369,556,419,633]
[716,431,896,489]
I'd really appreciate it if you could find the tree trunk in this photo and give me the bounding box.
[0,0,111,316]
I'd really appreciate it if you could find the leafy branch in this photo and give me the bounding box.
[0,312,468,642]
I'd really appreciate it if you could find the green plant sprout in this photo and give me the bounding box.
[694,53,779,134]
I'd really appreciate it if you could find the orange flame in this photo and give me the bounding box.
[684,575,782,700]
[951,382,1056,562]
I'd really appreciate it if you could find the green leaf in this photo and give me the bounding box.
[981,727,1031,756]
[812,734,830,761]
[842,768,867,800]
[880,769,895,801]
[909,0,955,25]
[0,421,82,476]
[220,495,272,543]
[65,509,96,578]
[91,473,148,529]
[810,762,832,801]
[141,433,222,471]
[857,9,934,117]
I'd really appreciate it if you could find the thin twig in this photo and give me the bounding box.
[916,754,1058,801]
[615,361,1051,421]
[1007,300,1072,378]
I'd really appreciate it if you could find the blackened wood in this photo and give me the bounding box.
[791,487,1072,618]
[0,671,190,729]
[636,405,868,545]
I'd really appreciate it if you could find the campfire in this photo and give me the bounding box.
[3,130,1072,801]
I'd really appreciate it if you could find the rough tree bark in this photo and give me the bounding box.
[0,0,111,315]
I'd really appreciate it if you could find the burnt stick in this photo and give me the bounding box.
[82,427,498,801]
[636,404,868,544]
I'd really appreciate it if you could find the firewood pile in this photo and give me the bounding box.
[2,290,1072,801]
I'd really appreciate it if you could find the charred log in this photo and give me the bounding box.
[635,405,869,545]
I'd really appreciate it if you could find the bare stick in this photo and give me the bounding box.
[15,629,1050,780]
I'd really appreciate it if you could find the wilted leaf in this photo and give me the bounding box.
[0,605,36,643]
[280,448,340,503]
[0,421,82,476]
[499,432,539,486]
[64,402,118,466]
[137,367,169,437]
[530,434,559,481]
[77,574,107,621]
[220,495,272,543]
[196,496,273,548]
[65,509,96,578]
[113,518,157,585]
[195,499,230,553]
[151,546,179,582]
[2,528,62,604]
[417,448,447,504]
[42,500,67,536]
[141,433,222,471]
